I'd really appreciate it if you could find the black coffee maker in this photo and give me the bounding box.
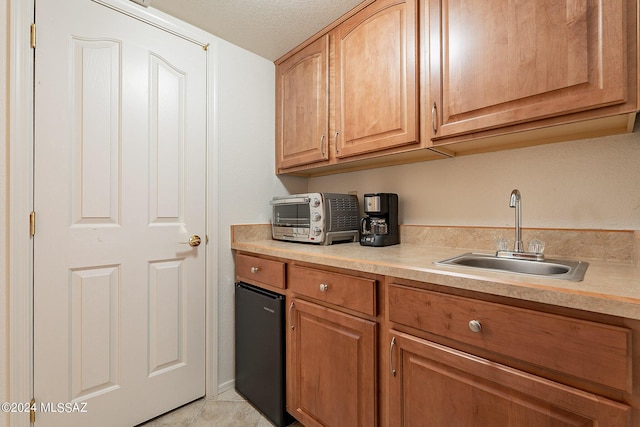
[360,193,399,247]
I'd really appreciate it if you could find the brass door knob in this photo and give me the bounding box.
[187,235,202,247]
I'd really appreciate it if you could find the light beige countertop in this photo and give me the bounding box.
[231,225,640,320]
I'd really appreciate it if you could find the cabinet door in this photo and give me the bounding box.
[290,298,376,427]
[429,0,628,140]
[388,330,630,427]
[276,36,330,170]
[334,0,419,158]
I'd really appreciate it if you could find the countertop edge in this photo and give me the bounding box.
[231,240,640,321]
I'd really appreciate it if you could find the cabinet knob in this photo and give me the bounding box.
[250,267,260,273]
[319,283,329,292]
[468,320,482,333]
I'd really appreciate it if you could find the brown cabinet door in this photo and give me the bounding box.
[276,35,330,170]
[429,0,628,140]
[289,298,376,427]
[388,330,631,427]
[334,0,419,158]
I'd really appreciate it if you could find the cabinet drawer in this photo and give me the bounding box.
[388,284,631,392]
[289,265,376,316]
[235,253,285,289]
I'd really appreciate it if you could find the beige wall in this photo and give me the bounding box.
[215,39,306,391]
[309,127,640,231]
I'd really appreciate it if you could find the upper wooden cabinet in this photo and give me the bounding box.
[276,0,638,175]
[334,0,419,158]
[276,36,330,170]
[428,0,637,142]
[276,0,427,175]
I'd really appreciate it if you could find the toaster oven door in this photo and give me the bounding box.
[271,199,311,228]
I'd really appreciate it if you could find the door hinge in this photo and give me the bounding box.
[29,211,36,237]
[30,23,36,49]
[30,398,36,423]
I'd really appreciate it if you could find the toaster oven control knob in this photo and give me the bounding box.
[312,227,322,236]
[312,213,321,222]
[311,198,320,207]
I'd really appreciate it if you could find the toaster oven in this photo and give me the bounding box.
[270,193,359,245]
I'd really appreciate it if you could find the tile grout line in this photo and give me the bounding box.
[185,398,207,427]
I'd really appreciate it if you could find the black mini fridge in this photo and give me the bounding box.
[234,282,293,427]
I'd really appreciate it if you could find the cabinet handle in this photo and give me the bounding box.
[431,102,438,134]
[319,283,328,292]
[289,302,295,331]
[320,133,326,156]
[389,337,397,377]
[250,266,260,274]
[468,320,482,333]
[334,131,340,154]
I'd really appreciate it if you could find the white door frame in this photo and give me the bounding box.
[7,2,219,426]
[7,1,34,426]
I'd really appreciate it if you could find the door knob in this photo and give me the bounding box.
[181,235,202,247]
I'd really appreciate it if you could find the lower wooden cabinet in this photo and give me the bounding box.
[235,252,638,426]
[388,330,631,427]
[288,298,377,427]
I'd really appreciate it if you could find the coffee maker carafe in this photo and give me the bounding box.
[360,193,399,247]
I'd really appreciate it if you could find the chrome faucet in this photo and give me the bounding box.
[509,189,524,253]
[497,189,544,261]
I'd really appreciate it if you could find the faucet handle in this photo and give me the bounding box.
[496,238,510,252]
[528,239,545,254]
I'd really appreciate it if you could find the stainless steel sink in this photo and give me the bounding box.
[434,252,589,281]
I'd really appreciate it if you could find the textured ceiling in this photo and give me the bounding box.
[150,0,366,61]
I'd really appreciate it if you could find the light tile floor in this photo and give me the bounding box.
[138,389,303,427]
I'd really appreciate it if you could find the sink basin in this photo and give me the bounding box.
[434,253,589,281]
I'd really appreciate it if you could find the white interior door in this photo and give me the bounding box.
[33,1,207,425]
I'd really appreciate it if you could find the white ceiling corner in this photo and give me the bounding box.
[150,0,366,61]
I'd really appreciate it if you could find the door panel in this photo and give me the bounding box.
[70,266,120,400]
[148,259,186,375]
[34,1,207,425]
[150,54,186,222]
[71,38,121,225]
